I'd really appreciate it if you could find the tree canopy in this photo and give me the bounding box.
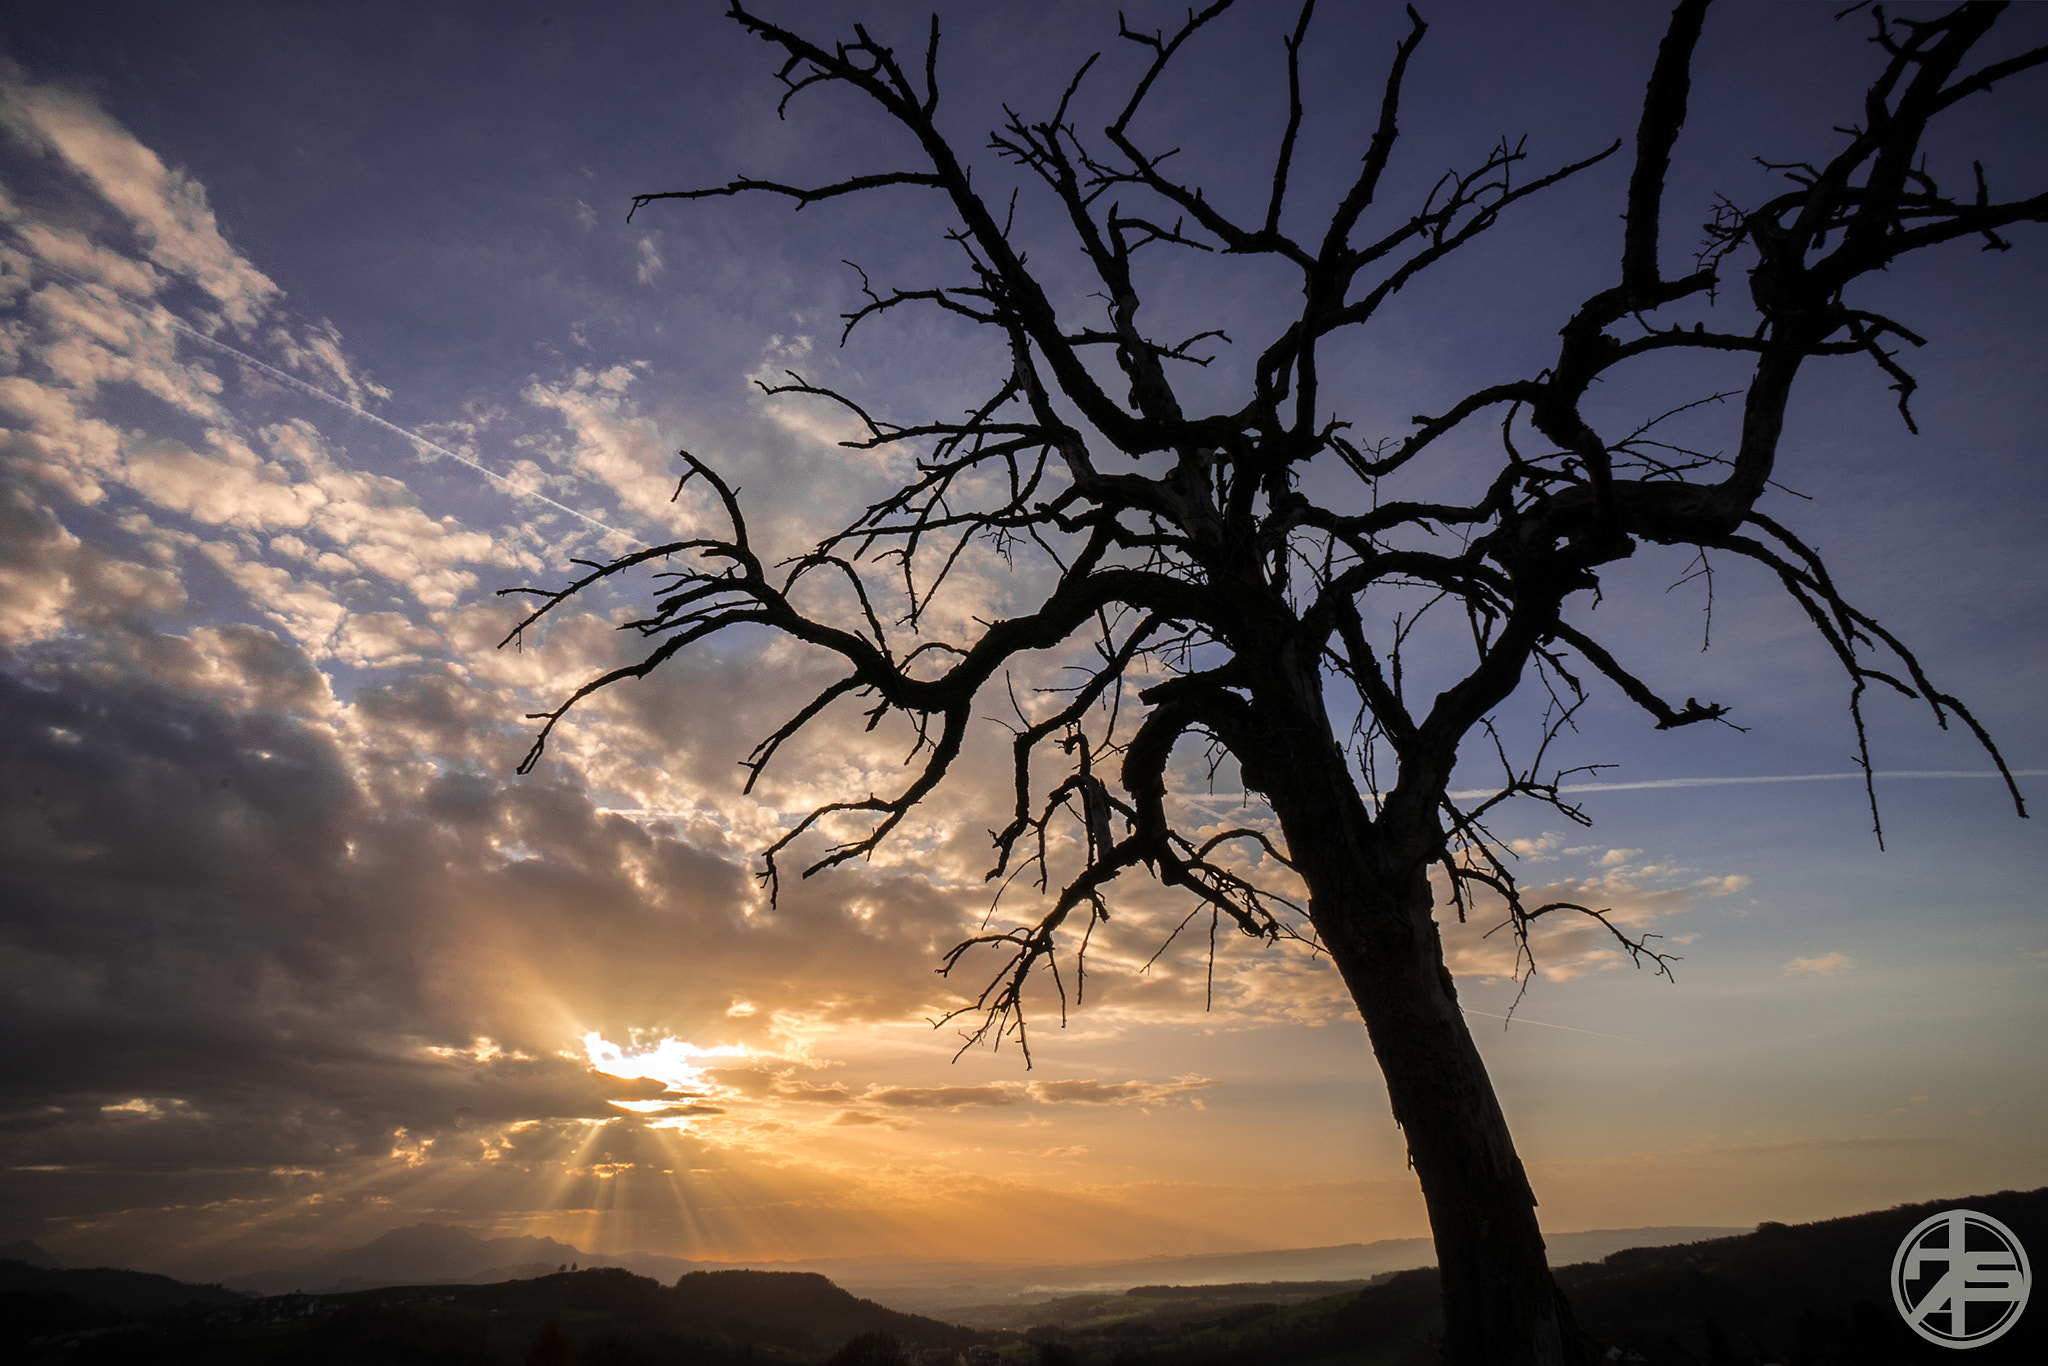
[503,4,2043,1361]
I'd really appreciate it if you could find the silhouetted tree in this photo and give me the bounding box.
[505,4,2043,1363]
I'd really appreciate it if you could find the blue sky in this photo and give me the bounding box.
[0,1,2042,1280]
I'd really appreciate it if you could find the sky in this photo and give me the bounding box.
[0,1,2043,1284]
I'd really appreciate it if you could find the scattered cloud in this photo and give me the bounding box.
[1783,952,1853,978]
[634,234,663,285]
[1027,1077,1214,1107]
[861,1084,1020,1111]
[1432,850,1726,985]
[0,61,278,327]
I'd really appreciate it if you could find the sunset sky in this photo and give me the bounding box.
[1,1,2043,1285]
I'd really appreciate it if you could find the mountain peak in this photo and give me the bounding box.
[0,1238,60,1269]
[229,1223,595,1296]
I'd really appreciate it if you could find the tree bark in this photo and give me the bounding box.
[1318,865,1583,1366]
[1256,730,1585,1366]
[1226,597,1581,1362]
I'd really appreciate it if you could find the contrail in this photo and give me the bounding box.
[26,252,631,538]
[166,319,631,538]
[1173,768,2042,809]
[1461,1007,1643,1043]
[1458,768,2046,800]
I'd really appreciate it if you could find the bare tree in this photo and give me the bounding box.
[502,3,2043,1362]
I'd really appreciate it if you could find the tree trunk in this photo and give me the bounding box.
[1271,798,1587,1365]
[1237,618,1588,1363]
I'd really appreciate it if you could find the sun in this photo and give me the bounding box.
[581,1031,750,1123]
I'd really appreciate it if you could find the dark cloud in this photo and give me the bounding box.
[0,646,764,1254]
[0,618,1049,1269]
[0,480,187,641]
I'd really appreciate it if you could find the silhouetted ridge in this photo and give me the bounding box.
[1558,1186,2046,1363]
[1,1258,246,1348]
[0,1259,245,1315]
[455,1266,980,1355]
[666,1268,968,1351]
[1004,1188,2045,1364]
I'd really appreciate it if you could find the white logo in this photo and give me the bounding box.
[1892,1209,2031,1349]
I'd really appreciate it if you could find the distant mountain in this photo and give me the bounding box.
[440,1266,982,1355]
[223,1220,1744,1308]
[839,1226,1743,1315]
[13,1264,988,1364]
[0,1239,58,1269]
[944,1277,1393,1333]
[1009,1225,1746,1288]
[227,1221,595,1295]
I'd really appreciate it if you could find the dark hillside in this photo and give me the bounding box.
[1,1258,247,1346]
[1561,1186,2046,1364]
[968,1279,1379,1335]
[1019,1187,2046,1364]
[0,1259,246,1315]
[666,1269,975,1350]
[9,1191,2040,1365]
[1020,1273,1442,1366]
[456,1267,978,1355]
[9,1264,992,1365]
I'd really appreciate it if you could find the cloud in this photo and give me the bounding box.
[0,647,1002,1268]
[12,220,161,296]
[0,62,278,328]
[862,1085,1020,1110]
[1431,849,1720,985]
[519,366,685,526]
[0,520,1178,1267]
[0,70,520,696]
[834,1075,1216,1116]
[126,622,336,716]
[634,234,663,285]
[1025,1076,1214,1106]
[1782,952,1853,977]
[0,480,184,644]
[265,317,390,409]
